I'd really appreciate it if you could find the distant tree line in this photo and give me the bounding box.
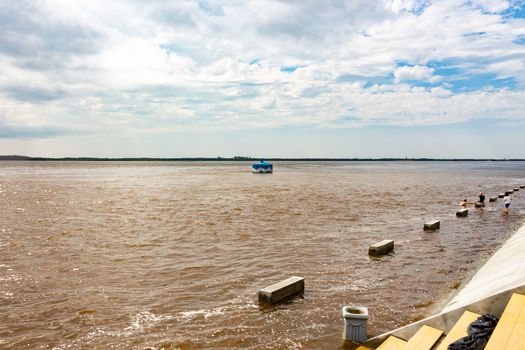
[1,155,524,161]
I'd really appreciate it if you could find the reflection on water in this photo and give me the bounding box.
[1,161,524,349]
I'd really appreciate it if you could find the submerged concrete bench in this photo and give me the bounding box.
[369,240,394,256]
[514,187,519,192]
[489,196,497,202]
[521,185,525,189]
[456,209,468,217]
[258,276,304,304]
[475,202,485,208]
[498,193,505,198]
[424,220,440,231]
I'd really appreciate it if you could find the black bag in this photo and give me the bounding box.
[447,314,499,350]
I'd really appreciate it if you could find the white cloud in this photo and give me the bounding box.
[0,0,524,141]
[393,65,438,82]
[486,58,525,80]
[387,0,430,13]
[470,0,511,13]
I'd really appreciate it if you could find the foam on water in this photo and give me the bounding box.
[126,311,173,333]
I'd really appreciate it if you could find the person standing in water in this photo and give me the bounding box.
[479,192,485,203]
[503,192,511,214]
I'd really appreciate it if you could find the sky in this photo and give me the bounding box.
[1,0,525,158]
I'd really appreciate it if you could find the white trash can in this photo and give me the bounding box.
[341,305,368,342]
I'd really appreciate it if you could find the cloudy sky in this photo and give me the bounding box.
[1,0,525,158]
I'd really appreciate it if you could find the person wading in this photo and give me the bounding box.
[479,192,485,203]
[503,192,511,214]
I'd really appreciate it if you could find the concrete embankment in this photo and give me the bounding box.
[366,221,525,347]
[443,222,525,312]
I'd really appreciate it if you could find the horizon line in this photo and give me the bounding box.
[1,155,525,162]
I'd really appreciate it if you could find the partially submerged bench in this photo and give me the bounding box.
[258,276,304,304]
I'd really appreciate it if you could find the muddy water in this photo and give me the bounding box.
[1,161,524,349]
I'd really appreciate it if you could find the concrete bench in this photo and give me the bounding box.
[456,209,468,217]
[521,185,525,189]
[514,187,520,192]
[258,276,304,304]
[369,240,394,256]
[489,196,497,202]
[475,202,485,208]
[499,193,505,198]
[424,220,440,230]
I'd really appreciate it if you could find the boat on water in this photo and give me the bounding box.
[251,160,273,173]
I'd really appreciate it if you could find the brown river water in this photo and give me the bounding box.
[1,161,525,349]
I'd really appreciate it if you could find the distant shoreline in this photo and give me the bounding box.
[1,155,525,162]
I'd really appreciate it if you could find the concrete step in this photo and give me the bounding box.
[404,324,442,350]
[485,293,525,350]
[376,335,406,350]
[434,310,481,350]
[375,324,442,350]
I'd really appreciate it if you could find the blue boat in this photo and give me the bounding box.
[251,160,273,173]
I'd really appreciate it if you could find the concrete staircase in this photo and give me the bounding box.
[359,293,525,350]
